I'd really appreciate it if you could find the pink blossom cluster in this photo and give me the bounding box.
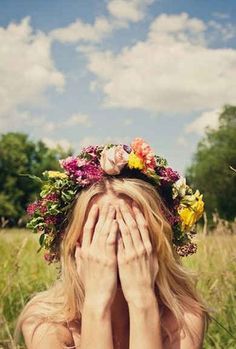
[27,200,47,215]
[81,145,100,163]
[59,155,104,187]
[44,215,58,225]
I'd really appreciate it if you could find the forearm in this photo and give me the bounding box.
[80,301,114,349]
[128,292,164,349]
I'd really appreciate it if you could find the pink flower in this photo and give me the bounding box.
[44,252,57,263]
[131,138,157,170]
[81,145,100,163]
[44,215,58,225]
[100,145,129,175]
[75,162,104,186]
[59,156,79,175]
[26,202,38,215]
[176,242,197,257]
[44,193,59,202]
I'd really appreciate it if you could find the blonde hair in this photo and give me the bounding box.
[15,176,211,344]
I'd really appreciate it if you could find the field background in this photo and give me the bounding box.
[0,228,235,349]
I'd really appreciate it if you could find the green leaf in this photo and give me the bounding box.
[39,233,46,246]
[18,173,43,184]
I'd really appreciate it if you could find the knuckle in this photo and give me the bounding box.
[141,222,148,230]
[146,243,153,254]
[127,252,137,261]
[137,247,146,256]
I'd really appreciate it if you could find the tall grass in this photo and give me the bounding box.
[0,228,235,349]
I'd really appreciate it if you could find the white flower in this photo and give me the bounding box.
[100,145,129,175]
[172,177,187,199]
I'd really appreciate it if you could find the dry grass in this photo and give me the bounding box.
[0,228,235,349]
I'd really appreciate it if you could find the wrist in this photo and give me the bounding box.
[127,289,158,311]
[82,298,111,319]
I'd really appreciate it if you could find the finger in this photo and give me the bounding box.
[106,219,119,257]
[81,204,99,248]
[132,201,152,255]
[93,205,116,247]
[92,202,110,244]
[119,201,143,252]
[116,206,134,252]
[117,235,125,263]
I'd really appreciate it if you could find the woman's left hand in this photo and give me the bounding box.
[115,199,159,308]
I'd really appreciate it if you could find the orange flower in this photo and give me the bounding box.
[131,137,157,170]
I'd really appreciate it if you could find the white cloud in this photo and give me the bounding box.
[63,113,93,127]
[185,108,221,135]
[212,12,230,20]
[208,20,236,41]
[0,17,65,118]
[49,0,154,44]
[78,12,236,113]
[42,137,74,151]
[0,110,55,134]
[50,16,113,43]
[107,0,154,23]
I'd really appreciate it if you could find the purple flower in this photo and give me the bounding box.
[161,206,180,226]
[123,144,132,154]
[59,156,79,175]
[159,167,180,184]
[75,162,104,187]
[81,145,99,158]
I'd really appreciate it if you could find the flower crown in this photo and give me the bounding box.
[24,137,204,263]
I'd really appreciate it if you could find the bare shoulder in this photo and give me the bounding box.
[21,304,74,349]
[179,310,205,348]
[162,308,205,349]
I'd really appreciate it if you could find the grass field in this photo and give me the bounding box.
[0,228,236,349]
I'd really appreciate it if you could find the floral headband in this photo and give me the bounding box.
[24,137,204,263]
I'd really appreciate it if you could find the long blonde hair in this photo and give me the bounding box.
[15,176,211,343]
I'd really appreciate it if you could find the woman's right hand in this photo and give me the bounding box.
[75,202,118,312]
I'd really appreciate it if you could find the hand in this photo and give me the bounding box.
[75,202,119,312]
[116,200,159,307]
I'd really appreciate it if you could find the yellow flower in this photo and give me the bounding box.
[47,171,68,179]
[128,152,145,170]
[179,194,204,230]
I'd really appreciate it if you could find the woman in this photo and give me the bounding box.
[15,138,211,349]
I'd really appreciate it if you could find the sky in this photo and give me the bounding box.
[0,0,236,175]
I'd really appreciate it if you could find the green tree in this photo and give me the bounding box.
[0,132,73,226]
[186,105,236,221]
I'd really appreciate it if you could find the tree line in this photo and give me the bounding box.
[0,104,235,228]
[0,133,72,227]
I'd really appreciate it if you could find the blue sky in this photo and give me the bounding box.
[0,0,236,174]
